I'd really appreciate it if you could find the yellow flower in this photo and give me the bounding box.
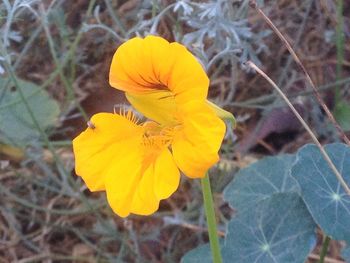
[73,36,227,217]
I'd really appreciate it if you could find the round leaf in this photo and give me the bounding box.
[223,154,299,213]
[223,193,316,263]
[291,143,350,242]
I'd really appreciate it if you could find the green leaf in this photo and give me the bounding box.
[181,240,224,263]
[184,154,316,263]
[182,193,316,263]
[291,143,350,242]
[334,101,350,131]
[223,193,316,263]
[223,154,299,213]
[0,77,60,146]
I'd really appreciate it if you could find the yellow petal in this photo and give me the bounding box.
[129,147,180,215]
[104,139,144,217]
[73,111,182,217]
[72,113,143,192]
[153,148,180,200]
[172,101,226,178]
[165,42,208,104]
[109,37,158,93]
[126,91,177,125]
[104,143,179,217]
[130,164,159,215]
[129,148,180,214]
[109,35,209,121]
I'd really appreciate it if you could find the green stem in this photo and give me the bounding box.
[318,236,331,263]
[201,173,223,263]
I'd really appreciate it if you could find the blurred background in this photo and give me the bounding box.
[0,0,349,262]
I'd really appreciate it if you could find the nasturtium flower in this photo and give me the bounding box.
[73,36,229,217]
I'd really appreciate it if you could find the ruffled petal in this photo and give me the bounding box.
[165,42,208,104]
[109,35,209,123]
[110,37,158,93]
[72,113,143,192]
[74,112,181,217]
[129,147,180,215]
[105,146,180,217]
[129,148,180,215]
[172,101,226,178]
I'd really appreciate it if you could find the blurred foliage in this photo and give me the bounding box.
[0,77,60,146]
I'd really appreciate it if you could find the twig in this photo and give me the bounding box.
[249,0,350,146]
[309,253,345,263]
[245,61,350,195]
[335,0,344,100]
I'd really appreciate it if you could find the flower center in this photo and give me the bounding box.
[142,121,178,149]
[139,121,180,171]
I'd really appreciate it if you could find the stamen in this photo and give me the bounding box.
[124,109,139,124]
[116,105,139,124]
[141,122,178,149]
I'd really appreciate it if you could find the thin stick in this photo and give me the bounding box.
[335,0,345,101]
[249,0,350,146]
[309,254,345,263]
[245,61,350,195]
